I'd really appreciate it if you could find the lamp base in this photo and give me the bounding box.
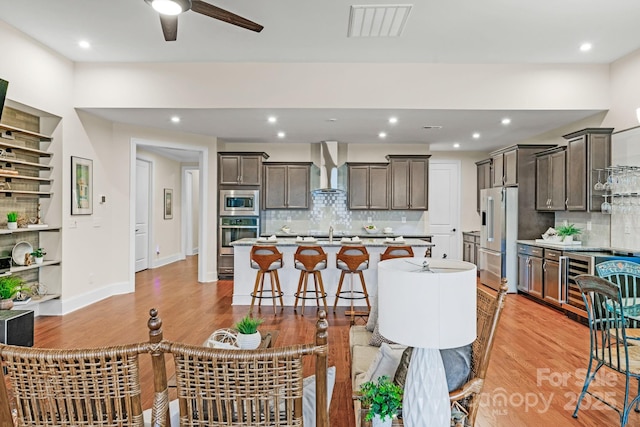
[403,347,450,427]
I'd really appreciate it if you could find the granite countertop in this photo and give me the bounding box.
[232,237,435,247]
[516,239,608,252]
[261,232,433,239]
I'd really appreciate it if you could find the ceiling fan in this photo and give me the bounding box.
[144,0,263,41]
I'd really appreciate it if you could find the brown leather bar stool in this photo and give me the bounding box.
[249,245,285,314]
[380,245,414,261]
[333,245,371,323]
[293,246,328,316]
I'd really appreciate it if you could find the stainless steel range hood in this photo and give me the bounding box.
[311,141,347,193]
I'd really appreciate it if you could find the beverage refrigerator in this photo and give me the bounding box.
[478,187,519,293]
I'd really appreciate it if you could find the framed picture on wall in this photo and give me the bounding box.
[71,156,93,215]
[164,188,173,219]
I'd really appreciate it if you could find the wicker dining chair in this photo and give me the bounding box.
[151,310,330,427]
[448,279,509,426]
[0,343,151,427]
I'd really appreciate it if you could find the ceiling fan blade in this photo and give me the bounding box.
[191,0,263,32]
[159,14,178,41]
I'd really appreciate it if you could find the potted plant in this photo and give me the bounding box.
[6,211,18,230]
[358,375,403,427]
[31,248,46,264]
[0,275,26,310]
[557,224,581,243]
[233,314,264,349]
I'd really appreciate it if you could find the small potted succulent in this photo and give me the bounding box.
[6,211,18,230]
[0,275,26,310]
[31,248,46,264]
[233,314,264,349]
[557,224,581,243]
[358,375,403,427]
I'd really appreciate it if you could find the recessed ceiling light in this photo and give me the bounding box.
[277,131,286,138]
[501,118,511,125]
[580,43,592,52]
[170,116,180,123]
[389,117,398,124]
[267,116,277,124]
[472,133,480,139]
[378,132,387,139]
[78,40,91,49]
[453,143,460,149]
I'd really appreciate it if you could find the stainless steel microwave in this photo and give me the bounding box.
[219,189,260,216]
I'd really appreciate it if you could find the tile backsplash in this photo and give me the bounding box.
[554,211,611,247]
[261,191,427,235]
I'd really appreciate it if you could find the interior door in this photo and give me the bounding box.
[135,159,151,272]
[428,161,460,259]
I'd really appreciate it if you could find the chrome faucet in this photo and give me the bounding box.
[329,225,334,243]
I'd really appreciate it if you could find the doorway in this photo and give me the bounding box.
[428,160,461,259]
[130,138,210,286]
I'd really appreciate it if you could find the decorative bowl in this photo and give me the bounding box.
[364,225,378,234]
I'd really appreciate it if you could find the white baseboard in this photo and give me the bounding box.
[152,253,185,269]
[37,281,133,316]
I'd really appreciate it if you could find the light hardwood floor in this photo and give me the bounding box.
[31,256,635,426]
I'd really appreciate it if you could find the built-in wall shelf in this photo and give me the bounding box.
[0,141,52,157]
[0,158,52,170]
[11,260,61,273]
[0,174,52,184]
[1,106,60,317]
[0,227,60,235]
[0,190,52,197]
[0,123,52,141]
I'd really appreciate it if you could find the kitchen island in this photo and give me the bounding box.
[230,237,435,306]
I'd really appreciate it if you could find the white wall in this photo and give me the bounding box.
[73,63,611,111]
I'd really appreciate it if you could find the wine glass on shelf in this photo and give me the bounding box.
[603,168,613,192]
[601,195,611,214]
[594,169,604,191]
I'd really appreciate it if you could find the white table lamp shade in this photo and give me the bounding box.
[378,259,477,349]
[377,258,478,427]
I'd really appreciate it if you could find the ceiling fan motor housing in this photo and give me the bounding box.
[146,0,192,15]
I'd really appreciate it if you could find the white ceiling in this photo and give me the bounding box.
[2,0,639,153]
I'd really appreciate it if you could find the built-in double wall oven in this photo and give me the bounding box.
[218,189,260,277]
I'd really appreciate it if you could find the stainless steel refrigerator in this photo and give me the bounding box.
[479,187,519,293]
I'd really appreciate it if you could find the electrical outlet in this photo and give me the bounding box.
[586,221,592,231]
[156,245,160,254]
[88,273,94,284]
[367,217,372,223]
[625,224,632,234]
[563,220,568,227]
[401,216,406,223]
[287,216,291,223]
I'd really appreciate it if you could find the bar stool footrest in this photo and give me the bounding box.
[294,292,328,300]
[335,290,368,300]
[251,290,284,299]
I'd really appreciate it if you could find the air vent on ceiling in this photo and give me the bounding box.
[348,4,412,37]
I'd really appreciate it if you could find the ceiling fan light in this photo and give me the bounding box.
[151,0,189,16]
